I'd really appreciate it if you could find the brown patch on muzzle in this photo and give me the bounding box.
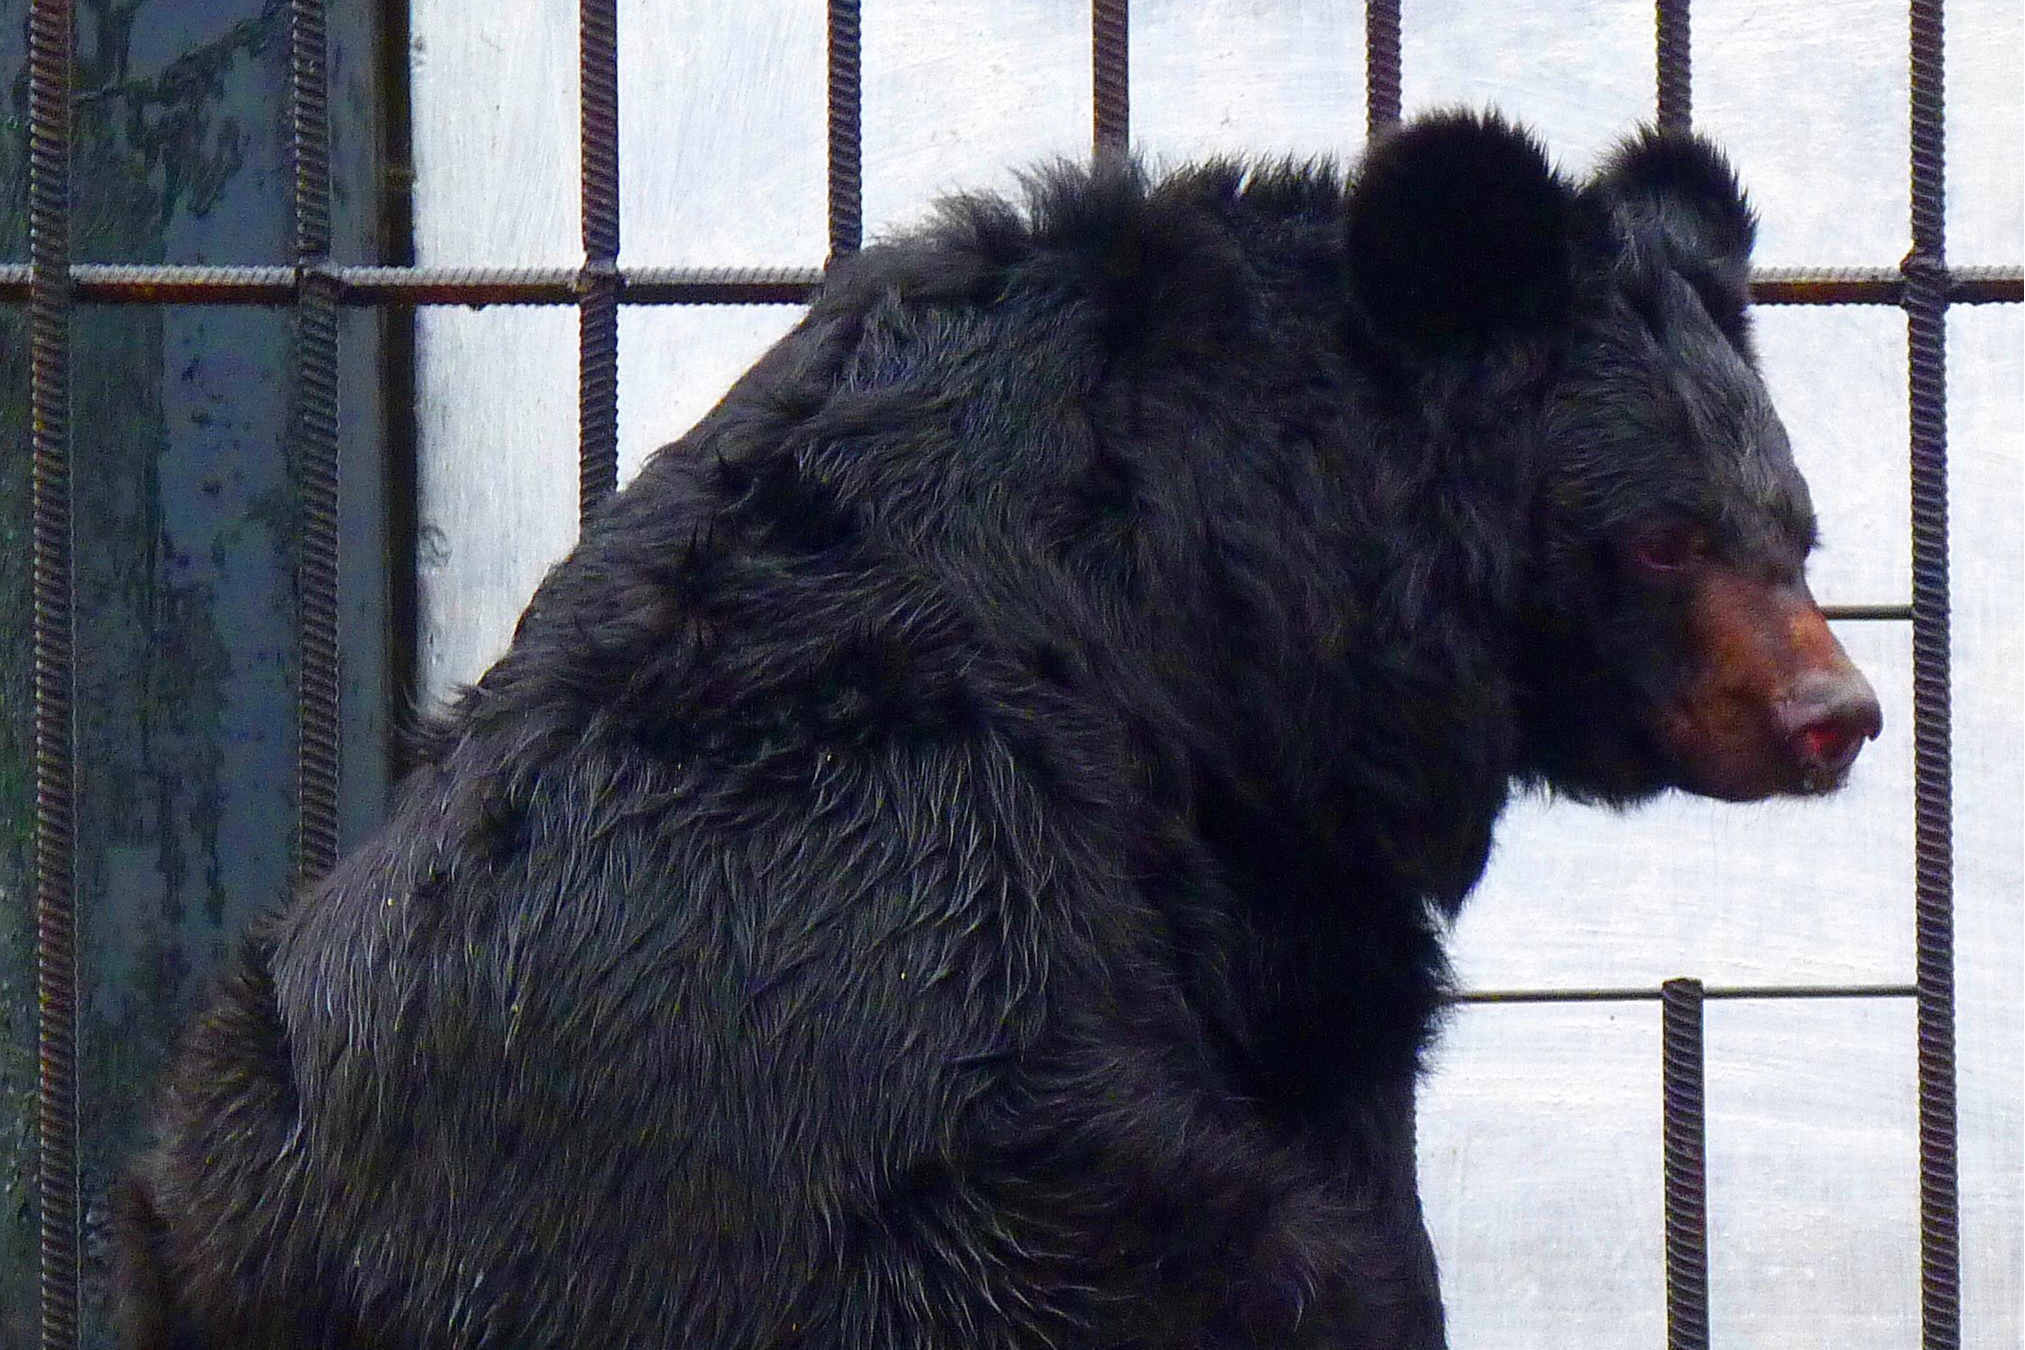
[1655,569,1883,800]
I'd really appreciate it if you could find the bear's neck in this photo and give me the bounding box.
[1125,375,1543,1111]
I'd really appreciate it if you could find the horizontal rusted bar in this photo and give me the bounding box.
[1752,265,2020,306]
[21,263,295,302]
[1753,267,1903,305]
[1825,603,1914,621]
[0,263,2014,308]
[0,263,823,306]
[1451,983,1918,1006]
[622,269,822,304]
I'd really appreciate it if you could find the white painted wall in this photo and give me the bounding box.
[409,3,2023,1343]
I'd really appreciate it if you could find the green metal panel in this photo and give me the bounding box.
[0,1,393,1342]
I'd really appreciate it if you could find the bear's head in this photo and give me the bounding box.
[1345,111,1882,806]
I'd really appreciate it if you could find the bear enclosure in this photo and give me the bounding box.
[3,1,2021,1347]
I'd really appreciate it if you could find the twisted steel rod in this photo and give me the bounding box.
[292,0,343,885]
[28,0,80,1344]
[1905,0,1959,1343]
[2,263,2013,308]
[1661,979,1711,1350]
[1093,0,1130,159]
[828,0,863,260]
[578,0,622,521]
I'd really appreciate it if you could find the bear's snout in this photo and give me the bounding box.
[1775,666,1883,788]
[1660,571,1883,800]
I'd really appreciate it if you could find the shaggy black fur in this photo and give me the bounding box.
[116,112,1818,1349]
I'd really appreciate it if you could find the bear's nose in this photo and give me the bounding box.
[1776,669,1884,780]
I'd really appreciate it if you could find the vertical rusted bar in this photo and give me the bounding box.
[293,0,342,884]
[1656,0,1691,132]
[579,0,621,522]
[28,0,80,1346]
[1093,0,1129,160]
[1365,0,1402,135]
[1906,0,1958,1345]
[28,1,79,1344]
[828,0,863,261]
[1661,978,1711,1350]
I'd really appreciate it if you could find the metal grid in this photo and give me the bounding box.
[17,1,2021,1347]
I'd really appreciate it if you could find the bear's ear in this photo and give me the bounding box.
[1588,128,1757,273]
[1344,110,1584,358]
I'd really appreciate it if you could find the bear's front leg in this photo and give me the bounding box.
[979,1028,1447,1348]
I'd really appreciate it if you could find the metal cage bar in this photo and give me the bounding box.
[1661,980,1712,1350]
[28,1,80,1345]
[1093,0,1129,159]
[293,0,343,887]
[1905,0,1960,1344]
[828,0,863,260]
[1656,0,1692,133]
[578,0,622,523]
[1366,0,1402,134]
[1,263,2017,308]
[1453,983,1919,1006]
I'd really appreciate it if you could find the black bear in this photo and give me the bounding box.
[115,112,1880,1349]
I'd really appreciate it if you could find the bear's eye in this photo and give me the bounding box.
[1627,523,1708,575]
